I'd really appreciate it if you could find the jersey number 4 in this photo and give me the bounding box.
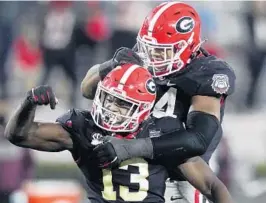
[102,158,149,201]
[153,87,177,118]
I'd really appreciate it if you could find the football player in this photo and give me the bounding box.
[80,2,236,203]
[5,64,233,203]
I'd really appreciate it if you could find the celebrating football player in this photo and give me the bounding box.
[5,64,233,203]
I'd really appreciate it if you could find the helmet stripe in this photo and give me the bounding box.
[148,2,180,37]
[117,64,140,90]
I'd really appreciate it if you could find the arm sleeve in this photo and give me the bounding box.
[150,111,221,165]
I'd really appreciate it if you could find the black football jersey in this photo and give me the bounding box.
[56,109,169,203]
[152,55,235,163]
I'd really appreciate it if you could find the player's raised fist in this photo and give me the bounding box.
[27,85,58,109]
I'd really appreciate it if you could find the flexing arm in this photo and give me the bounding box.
[4,86,73,152]
[178,156,234,203]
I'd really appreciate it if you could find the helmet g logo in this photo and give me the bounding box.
[176,17,195,34]
[146,79,156,94]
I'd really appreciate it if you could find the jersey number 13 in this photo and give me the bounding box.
[102,158,149,202]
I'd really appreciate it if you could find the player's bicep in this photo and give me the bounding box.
[190,95,221,121]
[177,157,216,198]
[15,122,73,152]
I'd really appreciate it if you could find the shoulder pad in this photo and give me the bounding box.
[169,56,236,97]
[56,109,92,133]
[56,109,97,150]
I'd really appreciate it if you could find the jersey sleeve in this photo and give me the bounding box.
[56,109,93,151]
[195,60,236,97]
[56,109,77,134]
[167,56,235,98]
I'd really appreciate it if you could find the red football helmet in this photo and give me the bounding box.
[91,64,156,132]
[137,2,202,77]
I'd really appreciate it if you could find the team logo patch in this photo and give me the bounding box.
[145,79,156,94]
[176,16,195,34]
[91,133,103,146]
[211,74,230,94]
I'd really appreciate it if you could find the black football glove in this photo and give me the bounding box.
[99,46,143,80]
[27,85,58,109]
[113,47,143,66]
[98,59,118,80]
[93,137,119,169]
[93,136,153,169]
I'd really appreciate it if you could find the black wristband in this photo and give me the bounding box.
[26,89,36,106]
[23,95,36,111]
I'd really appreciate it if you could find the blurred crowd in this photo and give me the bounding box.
[0,1,266,110]
[1,1,266,203]
[0,1,159,109]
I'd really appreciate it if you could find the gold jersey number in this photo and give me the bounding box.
[102,158,149,201]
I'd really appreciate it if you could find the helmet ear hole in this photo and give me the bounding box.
[190,11,196,16]
[137,88,147,94]
[167,32,173,37]
[190,43,195,50]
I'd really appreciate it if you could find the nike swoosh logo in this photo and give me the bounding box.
[167,82,176,86]
[170,195,183,201]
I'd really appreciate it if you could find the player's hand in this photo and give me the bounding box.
[93,136,120,169]
[99,47,144,80]
[93,135,154,169]
[113,47,144,66]
[27,85,58,109]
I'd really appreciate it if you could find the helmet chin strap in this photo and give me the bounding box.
[199,46,210,57]
[190,38,208,59]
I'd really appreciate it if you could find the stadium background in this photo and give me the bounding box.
[1,1,266,203]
